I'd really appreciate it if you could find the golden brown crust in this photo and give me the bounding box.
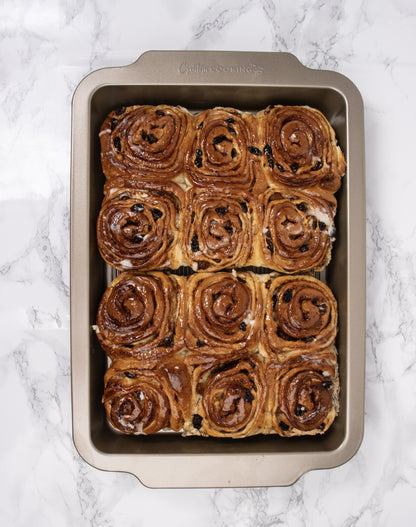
[259,188,336,273]
[266,346,339,436]
[184,356,268,438]
[100,104,192,180]
[262,275,338,358]
[103,357,192,434]
[184,107,267,192]
[97,177,184,271]
[185,271,263,360]
[258,105,346,192]
[96,272,185,361]
[182,188,254,271]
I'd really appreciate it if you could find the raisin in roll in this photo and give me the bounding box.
[100,104,191,180]
[258,105,346,193]
[267,347,339,436]
[262,275,338,357]
[103,357,192,434]
[184,356,267,438]
[185,107,266,192]
[182,188,254,271]
[260,188,336,273]
[96,272,185,361]
[97,177,183,271]
[185,271,263,358]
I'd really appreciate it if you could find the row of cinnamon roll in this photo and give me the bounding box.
[97,103,344,440]
[100,105,345,195]
[103,347,338,438]
[95,271,337,362]
[98,271,339,437]
[97,177,336,274]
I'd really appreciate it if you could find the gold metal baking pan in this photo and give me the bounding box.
[70,50,365,488]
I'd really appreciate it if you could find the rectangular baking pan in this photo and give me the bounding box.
[70,50,365,488]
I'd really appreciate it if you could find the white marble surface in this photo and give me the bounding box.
[1,0,416,524]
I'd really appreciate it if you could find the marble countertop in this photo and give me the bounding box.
[1,0,416,525]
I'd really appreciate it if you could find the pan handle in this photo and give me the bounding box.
[117,50,309,85]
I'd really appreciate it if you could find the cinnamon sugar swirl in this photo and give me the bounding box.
[100,104,192,180]
[258,105,346,193]
[262,275,338,358]
[259,188,336,273]
[103,357,191,434]
[182,188,254,271]
[266,347,339,436]
[185,271,263,359]
[97,177,183,271]
[96,272,185,361]
[185,107,266,192]
[184,356,267,438]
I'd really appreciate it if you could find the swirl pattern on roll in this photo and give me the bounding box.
[182,188,253,271]
[96,272,185,360]
[185,107,266,191]
[267,347,339,436]
[103,358,192,434]
[258,105,346,192]
[100,104,191,179]
[186,357,267,437]
[185,272,263,357]
[96,178,183,271]
[260,188,336,273]
[263,275,337,356]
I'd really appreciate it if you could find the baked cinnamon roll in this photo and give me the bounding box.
[258,105,346,192]
[263,275,338,356]
[185,272,263,358]
[103,357,192,434]
[97,177,183,271]
[267,347,339,436]
[100,104,191,180]
[185,107,266,191]
[260,188,336,273]
[96,272,185,361]
[182,188,253,271]
[185,356,267,437]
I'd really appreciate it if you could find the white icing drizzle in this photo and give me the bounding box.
[119,259,133,269]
